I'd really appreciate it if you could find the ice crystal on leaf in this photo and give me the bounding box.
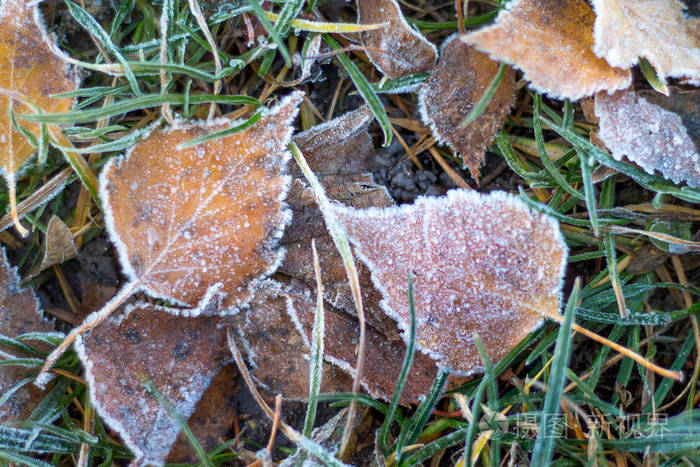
[101,92,303,314]
[595,90,700,189]
[461,0,631,100]
[0,247,55,422]
[330,189,568,375]
[356,0,437,80]
[0,0,78,235]
[418,36,515,183]
[75,303,228,467]
[590,0,700,84]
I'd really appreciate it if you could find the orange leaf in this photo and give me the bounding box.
[357,0,437,80]
[0,0,77,235]
[331,189,568,375]
[461,0,631,100]
[0,247,54,422]
[595,89,700,189]
[591,0,700,84]
[418,37,515,183]
[102,92,303,313]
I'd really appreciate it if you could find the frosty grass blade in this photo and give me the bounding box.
[102,91,303,313]
[590,0,700,84]
[0,247,57,422]
[418,36,515,184]
[75,303,227,466]
[595,90,700,189]
[0,0,78,235]
[356,0,437,81]
[36,92,303,387]
[461,0,631,101]
[331,189,568,375]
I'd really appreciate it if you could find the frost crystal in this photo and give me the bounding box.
[595,90,700,189]
[331,189,568,375]
[101,92,303,315]
[75,303,227,466]
[461,0,631,100]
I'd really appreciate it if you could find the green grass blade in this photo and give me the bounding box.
[177,108,263,149]
[247,0,291,66]
[460,63,507,128]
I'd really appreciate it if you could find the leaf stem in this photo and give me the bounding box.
[6,171,28,237]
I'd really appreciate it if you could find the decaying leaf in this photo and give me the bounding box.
[75,303,229,466]
[356,0,437,80]
[101,92,303,314]
[461,0,631,100]
[418,36,516,183]
[595,90,700,189]
[590,0,700,84]
[0,0,77,235]
[0,247,55,422]
[330,189,568,375]
[28,215,78,277]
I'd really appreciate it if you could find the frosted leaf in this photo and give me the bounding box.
[230,282,353,399]
[461,0,631,100]
[595,90,700,189]
[356,0,437,80]
[0,0,78,234]
[75,303,228,466]
[27,215,78,277]
[418,36,516,183]
[330,189,568,375]
[168,365,238,463]
[0,247,54,422]
[590,0,700,84]
[101,92,303,314]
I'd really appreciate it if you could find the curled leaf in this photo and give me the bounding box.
[28,215,78,277]
[356,0,437,80]
[101,92,303,314]
[330,189,568,375]
[0,247,55,422]
[591,0,700,84]
[595,90,700,189]
[461,0,631,100]
[75,303,228,466]
[0,0,78,234]
[418,36,515,183]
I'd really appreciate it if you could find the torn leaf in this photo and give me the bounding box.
[101,92,303,314]
[356,0,437,80]
[0,0,78,234]
[418,36,515,183]
[590,0,700,84]
[0,247,55,422]
[331,189,568,375]
[75,303,228,466]
[461,0,631,100]
[595,90,700,189]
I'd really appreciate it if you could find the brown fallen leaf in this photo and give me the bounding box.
[595,90,700,189]
[330,189,568,375]
[38,92,303,384]
[461,0,631,100]
[591,0,700,84]
[356,0,437,81]
[28,215,78,277]
[418,36,516,183]
[0,247,55,422]
[0,0,78,235]
[75,303,229,466]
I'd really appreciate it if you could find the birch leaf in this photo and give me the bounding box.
[461,0,631,100]
[102,92,303,314]
[591,0,700,84]
[75,303,228,466]
[331,189,568,375]
[595,90,700,189]
[418,37,516,183]
[356,0,437,80]
[0,0,77,235]
[0,247,55,422]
